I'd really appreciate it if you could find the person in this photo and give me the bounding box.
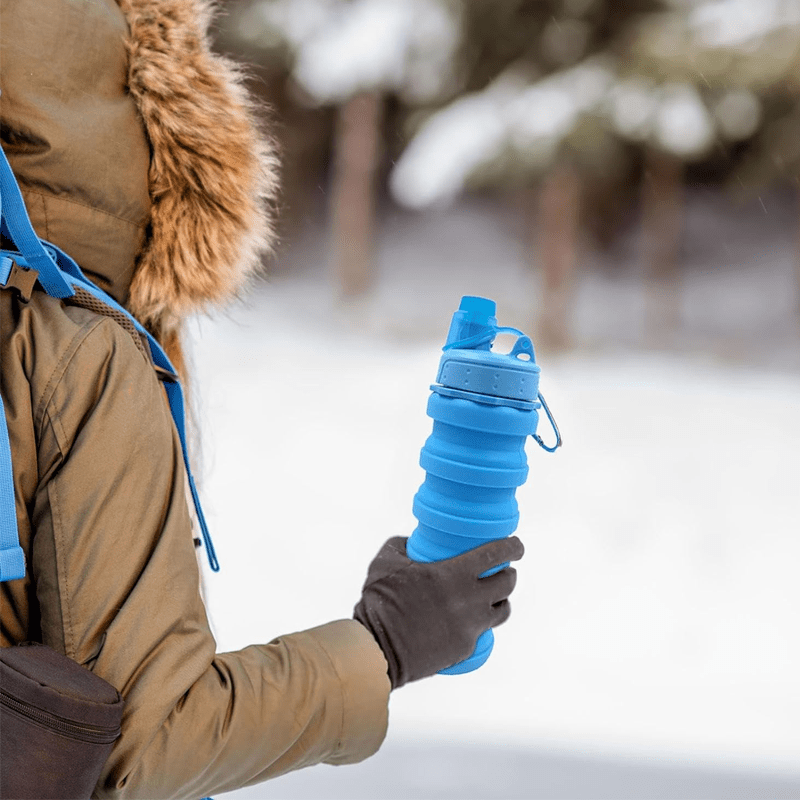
[0,0,524,797]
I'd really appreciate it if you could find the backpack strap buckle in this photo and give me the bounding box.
[0,255,38,303]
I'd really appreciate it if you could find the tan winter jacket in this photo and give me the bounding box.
[0,1,390,798]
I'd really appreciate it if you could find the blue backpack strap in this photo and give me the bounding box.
[0,392,26,582]
[0,150,26,581]
[0,146,219,576]
[0,154,73,299]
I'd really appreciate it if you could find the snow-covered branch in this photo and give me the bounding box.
[390,58,737,209]
[239,0,461,103]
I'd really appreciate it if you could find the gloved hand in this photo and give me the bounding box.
[353,536,524,689]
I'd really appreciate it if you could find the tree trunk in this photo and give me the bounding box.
[641,149,684,343]
[796,182,800,320]
[330,92,383,298]
[528,164,582,351]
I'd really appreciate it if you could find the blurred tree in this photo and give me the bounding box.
[391,0,800,343]
[224,0,462,297]
[535,164,583,349]
[391,0,671,348]
[331,91,383,295]
[630,0,800,315]
[220,0,800,337]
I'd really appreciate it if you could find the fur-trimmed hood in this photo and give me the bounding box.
[0,0,278,355]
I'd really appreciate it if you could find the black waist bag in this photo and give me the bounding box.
[0,642,124,799]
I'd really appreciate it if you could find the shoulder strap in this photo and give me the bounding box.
[0,146,219,577]
[0,152,27,582]
[0,394,25,581]
[0,155,73,299]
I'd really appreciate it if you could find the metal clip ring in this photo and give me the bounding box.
[532,391,562,452]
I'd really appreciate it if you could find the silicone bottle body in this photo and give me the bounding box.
[406,296,542,674]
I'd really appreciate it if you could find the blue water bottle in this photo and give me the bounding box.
[406,296,561,674]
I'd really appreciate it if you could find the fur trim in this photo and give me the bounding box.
[117,0,279,340]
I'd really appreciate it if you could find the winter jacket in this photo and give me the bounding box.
[0,1,391,798]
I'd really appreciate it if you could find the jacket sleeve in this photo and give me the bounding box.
[30,315,390,800]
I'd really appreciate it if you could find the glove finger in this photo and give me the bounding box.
[488,598,513,628]
[477,566,517,605]
[459,536,524,577]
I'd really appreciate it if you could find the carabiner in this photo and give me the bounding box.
[532,391,562,452]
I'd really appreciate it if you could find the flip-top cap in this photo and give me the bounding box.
[445,295,498,349]
[459,296,496,323]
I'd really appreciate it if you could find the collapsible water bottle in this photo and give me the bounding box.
[407,296,561,674]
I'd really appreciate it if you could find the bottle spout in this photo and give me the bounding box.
[458,296,496,324]
[444,296,498,350]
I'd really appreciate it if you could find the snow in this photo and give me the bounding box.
[653,84,715,158]
[390,93,508,209]
[188,199,800,792]
[505,60,614,152]
[688,0,800,49]
[245,0,460,103]
[713,89,761,141]
[293,0,412,101]
[608,78,658,142]
[194,321,800,771]
[237,0,337,48]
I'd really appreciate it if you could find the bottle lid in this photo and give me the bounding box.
[438,296,540,403]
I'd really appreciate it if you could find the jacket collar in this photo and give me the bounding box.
[119,0,278,341]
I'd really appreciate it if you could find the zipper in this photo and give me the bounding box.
[0,689,120,744]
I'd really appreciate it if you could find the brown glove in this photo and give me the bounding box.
[353,536,524,689]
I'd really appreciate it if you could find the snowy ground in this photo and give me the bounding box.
[188,197,800,798]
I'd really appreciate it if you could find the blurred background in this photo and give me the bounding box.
[188,1,800,797]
